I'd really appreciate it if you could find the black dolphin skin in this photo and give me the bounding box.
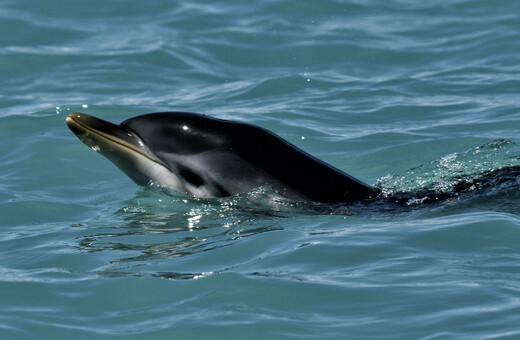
[66,112,375,203]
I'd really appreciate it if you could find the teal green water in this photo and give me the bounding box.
[2,0,520,338]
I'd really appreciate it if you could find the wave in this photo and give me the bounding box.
[375,139,520,203]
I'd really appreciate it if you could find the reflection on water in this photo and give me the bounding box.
[101,270,215,280]
[76,189,290,279]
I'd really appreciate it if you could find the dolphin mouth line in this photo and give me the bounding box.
[66,113,167,167]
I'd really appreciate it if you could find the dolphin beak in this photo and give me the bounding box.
[66,112,167,185]
[66,112,144,154]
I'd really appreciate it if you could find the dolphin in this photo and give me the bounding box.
[66,112,375,203]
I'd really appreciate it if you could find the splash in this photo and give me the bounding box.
[375,139,520,205]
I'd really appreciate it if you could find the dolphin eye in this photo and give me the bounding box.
[179,167,205,187]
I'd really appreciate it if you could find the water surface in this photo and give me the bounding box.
[1,0,520,338]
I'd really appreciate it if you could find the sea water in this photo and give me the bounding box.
[1,0,520,338]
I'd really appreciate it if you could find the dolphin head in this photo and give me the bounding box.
[66,112,274,198]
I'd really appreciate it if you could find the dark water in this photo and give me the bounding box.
[1,0,520,338]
